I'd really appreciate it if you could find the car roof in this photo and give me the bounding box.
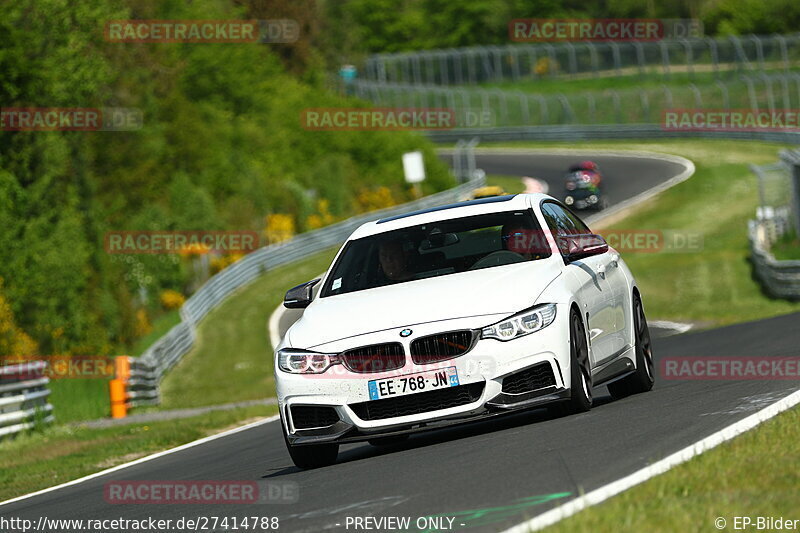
[348,192,553,240]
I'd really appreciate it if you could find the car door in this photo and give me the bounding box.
[540,201,616,367]
[600,247,630,356]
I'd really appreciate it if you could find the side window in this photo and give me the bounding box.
[541,202,591,236]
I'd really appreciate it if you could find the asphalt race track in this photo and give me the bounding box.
[3,151,799,533]
[455,150,689,208]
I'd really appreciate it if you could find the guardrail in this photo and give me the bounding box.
[425,124,800,144]
[362,34,800,86]
[748,150,800,299]
[0,362,54,439]
[749,218,800,300]
[127,167,487,410]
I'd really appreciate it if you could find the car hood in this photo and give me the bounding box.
[287,259,563,349]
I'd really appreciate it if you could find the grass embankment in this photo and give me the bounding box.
[479,68,788,95]
[542,404,800,533]
[0,404,277,502]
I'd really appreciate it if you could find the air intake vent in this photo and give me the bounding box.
[290,406,340,429]
[341,343,405,373]
[410,330,475,365]
[501,363,556,394]
[349,382,484,420]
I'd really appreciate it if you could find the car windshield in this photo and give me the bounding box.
[321,210,550,297]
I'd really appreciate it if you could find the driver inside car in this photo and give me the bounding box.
[501,224,549,260]
[378,239,415,282]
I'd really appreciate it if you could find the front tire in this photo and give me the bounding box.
[550,310,592,416]
[281,416,339,469]
[608,292,655,399]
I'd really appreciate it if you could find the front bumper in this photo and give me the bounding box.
[277,308,574,445]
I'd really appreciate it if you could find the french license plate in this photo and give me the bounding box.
[368,367,459,400]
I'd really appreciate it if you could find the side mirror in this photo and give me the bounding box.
[559,234,608,262]
[284,278,321,309]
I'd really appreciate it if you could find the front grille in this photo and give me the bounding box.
[501,363,556,394]
[410,330,474,364]
[349,382,484,421]
[290,405,340,429]
[340,343,405,373]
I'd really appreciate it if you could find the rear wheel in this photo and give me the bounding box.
[608,293,655,399]
[281,415,339,469]
[549,310,592,416]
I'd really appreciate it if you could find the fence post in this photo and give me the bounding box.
[465,137,480,179]
[109,379,127,419]
[453,140,465,182]
[705,37,719,78]
[780,150,800,238]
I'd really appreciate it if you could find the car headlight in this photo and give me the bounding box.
[588,194,598,204]
[277,348,339,374]
[481,304,557,341]
[565,196,574,205]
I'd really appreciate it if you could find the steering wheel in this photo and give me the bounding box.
[469,250,525,270]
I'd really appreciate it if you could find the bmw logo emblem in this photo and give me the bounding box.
[399,329,413,338]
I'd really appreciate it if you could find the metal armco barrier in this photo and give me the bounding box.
[749,220,800,299]
[129,172,486,409]
[426,124,800,144]
[0,361,54,439]
[109,356,160,418]
[749,150,800,299]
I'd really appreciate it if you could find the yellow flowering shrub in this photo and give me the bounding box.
[264,214,295,244]
[160,289,186,310]
[355,186,395,213]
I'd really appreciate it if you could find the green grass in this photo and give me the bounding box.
[543,404,800,533]
[0,404,278,502]
[479,69,767,95]
[48,380,110,423]
[482,139,800,326]
[129,309,181,357]
[158,248,339,409]
[771,230,800,261]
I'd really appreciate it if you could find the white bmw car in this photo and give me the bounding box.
[275,193,654,468]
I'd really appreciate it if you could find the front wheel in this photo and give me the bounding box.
[608,293,655,399]
[550,310,592,416]
[281,416,339,469]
